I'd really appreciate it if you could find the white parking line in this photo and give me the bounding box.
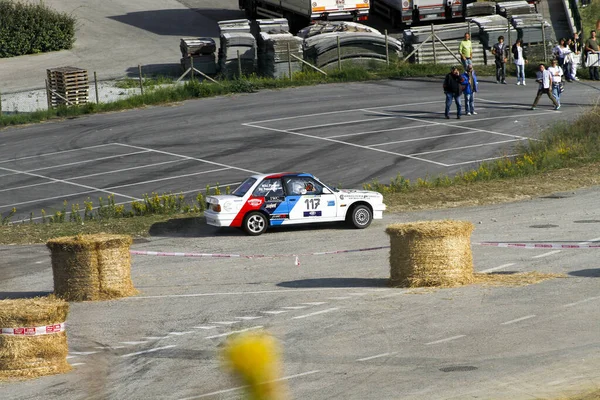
[70,363,86,367]
[0,165,139,209]
[235,316,263,320]
[327,121,448,139]
[242,123,449,167]
[445,154,520,167]
[121,345,176,358]
[0,144,113,164]
[480,263,516,273]
[301,302,328,305]
[281,306,308,310]
[356,352,399,362]
[103,168,230,190]
[211,321,241,325]
[327,297,352,300]
[246,100,443,124]
[113,143,260,175]
[168,331,195,336]
[68,351,98,356]
[143,337,167,340]
[178,370,321,400]
[192,326,217,330]
[368,130,476,147]
[532,250,562,259]
[408,139,523,156]
[292,308,339,320]
[204,326,263,339]
[501,315,536,325]
[425,335,466,345]
[120,341,148,345]
[563,296,600,308]
[288,116,395,131]
[19,151,150,175]
[261,310,288,315]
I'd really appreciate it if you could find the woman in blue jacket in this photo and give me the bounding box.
[461,64,479,115]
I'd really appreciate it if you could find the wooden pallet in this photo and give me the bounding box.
[47,67,89,107]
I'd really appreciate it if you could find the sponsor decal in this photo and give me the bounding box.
[303,211,322,217]
[264,203,278,210]
[327,201,335,206]
[340,195,344,200]
[271,214,288,219]
[247,198,263,207]
[267,196,284,201]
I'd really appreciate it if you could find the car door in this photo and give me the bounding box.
[284,176,337,221]
[252,178,289,225]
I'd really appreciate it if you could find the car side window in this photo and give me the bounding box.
[284,177,322,195]
[253,179,283,197]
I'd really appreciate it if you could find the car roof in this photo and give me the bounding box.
[251,172,313,180]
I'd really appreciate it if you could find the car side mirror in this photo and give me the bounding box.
[322,187,332,194]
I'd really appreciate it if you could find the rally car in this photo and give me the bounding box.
[204,172,386,236]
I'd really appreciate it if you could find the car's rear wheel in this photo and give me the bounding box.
[243,212,268,236]
[350,205,372,229]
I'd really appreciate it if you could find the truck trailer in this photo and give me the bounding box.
[239,0,370,32]
[371,0,463,28]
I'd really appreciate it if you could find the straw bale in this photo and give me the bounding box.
[47,234,136,301]
[0,297,70,380]
[386,220,474,288]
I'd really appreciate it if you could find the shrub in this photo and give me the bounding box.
[0,1,75,57]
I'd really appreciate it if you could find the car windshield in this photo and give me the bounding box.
[231,178,257,197]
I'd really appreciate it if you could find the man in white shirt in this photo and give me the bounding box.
[547,59,564,107]
[531,63,559,110]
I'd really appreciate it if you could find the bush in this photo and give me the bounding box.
[0,1,75,57]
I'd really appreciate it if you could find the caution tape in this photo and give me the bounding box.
[129,246,391,266]
[1,322,65,336]
[475,242,600,249]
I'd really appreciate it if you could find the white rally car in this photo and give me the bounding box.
[204,172,386,235]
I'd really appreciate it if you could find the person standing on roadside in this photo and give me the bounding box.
[531,63,559,110]
[585,30,600,80]
[461,64,478,115]
[492,35,509,84]
[570,32,582,81]
[443,66,464,119]
[459,33,473,70]
[512,39,528,85]
[547,59,564,107]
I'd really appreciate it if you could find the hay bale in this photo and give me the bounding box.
[0,297,70,379]
[386,220,474,287]
[47,234,136,301]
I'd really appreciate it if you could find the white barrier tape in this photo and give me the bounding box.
[1,322,65,336]
[475,242,600,249]
[130,246,391,265]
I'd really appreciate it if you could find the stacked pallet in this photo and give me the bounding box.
[218,20,257,78]
[465,2,496,17]
[303,32,402,69]
[403,22,485,65]
[257,32,303,79]
[496,1,535,18]
[470,15,517,49]
[511,14,552,44]
[46,67,88,108]
[179,38,217,75]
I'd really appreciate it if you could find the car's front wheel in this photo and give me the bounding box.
[243,212,268,236]
[349,205,372,229]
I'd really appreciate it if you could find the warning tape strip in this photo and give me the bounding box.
[129,246,391,266]
[475,242,600,249]
[1,322,65,336]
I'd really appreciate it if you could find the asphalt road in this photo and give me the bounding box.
[2,78,600,222]
[1,185,599,400]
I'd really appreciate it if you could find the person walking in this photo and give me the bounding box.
[531,63,559,110]
[459,33,473,70]
[547,59,564,107]
[443,66,464,119]
[512,39,528,85]
[492,36,509,84]
[562,39,574,81]
[585,30,600,80]
[461,64,478,115]
[570,32,582,81]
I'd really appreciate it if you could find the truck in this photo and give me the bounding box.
[238,0,370,32]
[371,0,463,28]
